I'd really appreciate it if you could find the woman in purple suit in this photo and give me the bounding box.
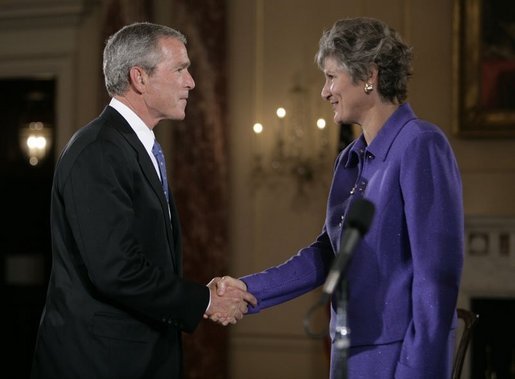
[213,17,464,379]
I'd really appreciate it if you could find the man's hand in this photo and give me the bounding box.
[204,276,257,326]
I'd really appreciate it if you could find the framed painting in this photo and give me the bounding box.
[453,0,515,138]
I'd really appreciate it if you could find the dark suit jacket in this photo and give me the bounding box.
[31,106,209,379]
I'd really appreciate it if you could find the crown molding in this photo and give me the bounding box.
[0,0,98,29]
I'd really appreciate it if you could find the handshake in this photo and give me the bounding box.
[204,276,257,326]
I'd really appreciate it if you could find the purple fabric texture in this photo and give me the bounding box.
[241,103,464,378]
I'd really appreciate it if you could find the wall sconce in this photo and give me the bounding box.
[19,121,52,166]
[252,82,331,195]
[18,90,53,166]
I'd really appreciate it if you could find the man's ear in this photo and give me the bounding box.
[129,66,146,92]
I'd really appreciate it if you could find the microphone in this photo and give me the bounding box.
[321,198,375,301]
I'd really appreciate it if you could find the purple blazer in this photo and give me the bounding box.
[241,103,464,378]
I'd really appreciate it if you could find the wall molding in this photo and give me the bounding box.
[0,0,97,29]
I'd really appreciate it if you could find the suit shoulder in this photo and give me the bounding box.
[401,118,448,140]
[389,119,452,156]
[54,108,129,184]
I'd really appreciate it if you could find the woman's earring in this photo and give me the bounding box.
[364,82,373,94]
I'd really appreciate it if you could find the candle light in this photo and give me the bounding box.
[253,122,264,134]
[275,107,287,159]
[276,107,286,141]
[316,117,329,154]
[253,122,264,157]
[276,107,286,119]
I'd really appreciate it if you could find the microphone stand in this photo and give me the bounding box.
[333,278,350,379]
[304,199,375,379]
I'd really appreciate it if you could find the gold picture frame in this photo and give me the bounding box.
[453,0,515,138]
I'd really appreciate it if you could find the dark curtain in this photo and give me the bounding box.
[169,1,230,378]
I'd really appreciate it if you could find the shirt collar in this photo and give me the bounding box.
[109,97,155,152]
[345,102,417,167]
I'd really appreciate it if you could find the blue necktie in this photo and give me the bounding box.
[152,140,169,201]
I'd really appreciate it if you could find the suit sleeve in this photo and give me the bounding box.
[241,230,334,313]
[61,137,209,333]
[395,130,464,377]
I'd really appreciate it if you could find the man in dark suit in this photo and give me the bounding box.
[30,22,256,379]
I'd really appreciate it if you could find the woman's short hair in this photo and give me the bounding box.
[315,17,413,103]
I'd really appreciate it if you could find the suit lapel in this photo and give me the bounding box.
[105,107,179,271]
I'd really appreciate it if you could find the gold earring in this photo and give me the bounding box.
[364,82,373,94]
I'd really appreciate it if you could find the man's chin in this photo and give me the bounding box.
[169,111,186,121]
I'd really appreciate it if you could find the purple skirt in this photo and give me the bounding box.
[329,330,455,379]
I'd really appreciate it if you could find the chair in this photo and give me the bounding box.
[452,308,479,379]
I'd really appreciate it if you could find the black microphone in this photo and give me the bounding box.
[321,198,375,301]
